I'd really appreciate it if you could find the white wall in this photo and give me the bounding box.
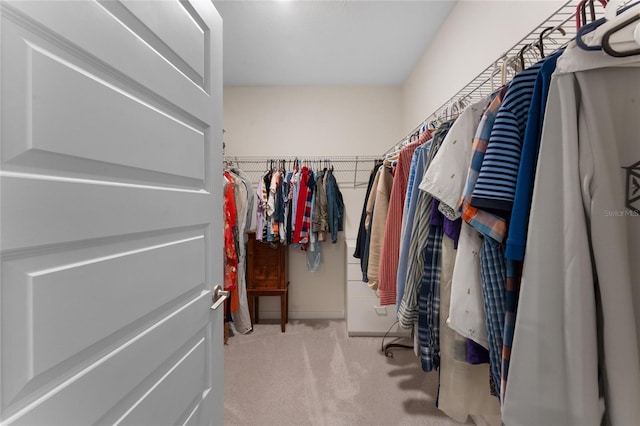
[224,87,401,319]
[402,0,565,133]
[224,86,403,157]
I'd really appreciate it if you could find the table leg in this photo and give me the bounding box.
[285,290,289,324]
[254,296,260,324]
[248,294,255,325]
[280,292,286,333]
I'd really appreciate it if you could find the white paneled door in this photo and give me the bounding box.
[0,1,224,425]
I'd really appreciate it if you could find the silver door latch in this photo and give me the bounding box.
[211,285,230,310]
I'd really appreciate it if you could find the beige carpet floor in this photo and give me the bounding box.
[223,319,467,426]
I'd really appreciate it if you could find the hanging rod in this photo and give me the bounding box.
[386,0,616,155]
[224,155,382,189]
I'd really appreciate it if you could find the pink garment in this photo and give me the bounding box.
[378,130,432,305]
[293,167,310,244]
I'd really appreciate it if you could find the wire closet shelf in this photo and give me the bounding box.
[386,0,619,155]
[223,155,382,189]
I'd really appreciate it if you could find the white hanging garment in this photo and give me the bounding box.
[418,96,491,348]
[503,6,640,424]
[229,170,253,334]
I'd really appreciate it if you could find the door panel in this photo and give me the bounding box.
[3,0,213,121]
[6,235,205,380]
[5,296,210,426]
[1,177,212,251]
[1,1,223,425]
[29,46,206,180]
[183,391,215,426]
[114,338,207,426]
[2,10,206,185]
[118,0,206,84]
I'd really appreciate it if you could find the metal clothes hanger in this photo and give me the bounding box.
[444,100,457,121]
[490,59,503,92]
[447,96,468,120]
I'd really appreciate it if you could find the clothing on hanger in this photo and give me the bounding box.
[378,130,432,306]
[503,5,640,424]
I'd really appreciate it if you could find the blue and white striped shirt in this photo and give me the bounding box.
[470,60,544,214]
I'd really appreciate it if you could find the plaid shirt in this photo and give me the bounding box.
[458,91,508,398]
[398,122,453,328]
[418,202,444,372]
[501,259,522,399]
[480,238,507,397]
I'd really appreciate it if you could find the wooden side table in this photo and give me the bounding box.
[245,231,288,332]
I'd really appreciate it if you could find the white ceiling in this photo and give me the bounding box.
[213,0,457,86]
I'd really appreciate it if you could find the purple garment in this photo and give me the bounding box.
[443,218,462,249]
[255,181,265,241]
[430,200,444,226]
[433,200,488,366]
[431,198,462,247]
[466,338,490,364]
